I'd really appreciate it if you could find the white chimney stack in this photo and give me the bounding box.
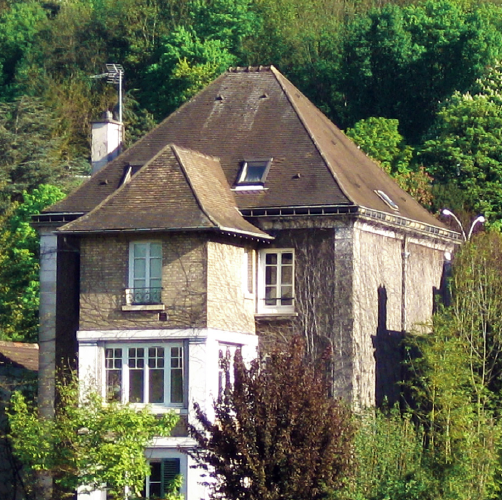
[91,110,123,174]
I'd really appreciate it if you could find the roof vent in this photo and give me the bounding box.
[215,94,224,101]
[375,190,399,211]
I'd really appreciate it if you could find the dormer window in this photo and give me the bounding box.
[235,158,272,190]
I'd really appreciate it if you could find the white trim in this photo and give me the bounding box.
[121,304,166,311]
[257,248,295,314]
[104,341,185,407]
[78,328,259,344]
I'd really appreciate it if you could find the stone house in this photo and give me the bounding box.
[33,66,458,499]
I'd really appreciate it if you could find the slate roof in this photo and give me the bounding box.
[0,341,39,371]
[49,66,448,232]
[61,144,272,239]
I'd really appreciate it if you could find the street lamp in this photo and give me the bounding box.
[441,209,486,241]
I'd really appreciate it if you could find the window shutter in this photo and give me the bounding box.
[161,458,180,494]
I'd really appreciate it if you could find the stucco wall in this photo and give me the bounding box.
[352,220,455,407]
[352,223,403,407]
[206,241,255,334]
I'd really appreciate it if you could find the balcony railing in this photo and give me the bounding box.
[125,287,162,305]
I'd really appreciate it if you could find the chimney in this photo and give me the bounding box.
[91,110,123,174]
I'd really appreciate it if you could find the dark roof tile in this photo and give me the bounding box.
[49,66,446,231]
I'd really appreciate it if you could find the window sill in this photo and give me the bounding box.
[121,304,166,311]
[127,404,187,415]
[255,312,298,320]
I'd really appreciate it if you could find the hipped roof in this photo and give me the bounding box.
[61,144,271,239]
[52,66,447,232]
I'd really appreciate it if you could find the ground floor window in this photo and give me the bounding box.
[104,342,185,407]
[144,458,181,498]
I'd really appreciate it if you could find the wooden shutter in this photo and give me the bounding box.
[161,458,181,494]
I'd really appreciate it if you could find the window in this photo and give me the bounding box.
[235,158,272,189]
[144,458,181,498]
[127,241,162,305]
[105,343,184,406]
[218,344,242,395]
[258,249,295,313]
[242,248,254,296]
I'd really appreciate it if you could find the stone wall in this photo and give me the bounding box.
[79,233,207,330]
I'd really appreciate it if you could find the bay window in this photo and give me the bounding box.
[105,343,184,406]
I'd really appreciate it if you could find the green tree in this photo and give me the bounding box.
[419,63,502,224]
[141,0,259,119]
[345,407,431,500]
[345,117,433,207]
[339,0,502,142]
[8,374,179,499]
[0,1,47,97]
[0,97,83,210]
[0,185,65,342]
[189,338,354,500]
[405,232,502,500]
[345,117,413,176]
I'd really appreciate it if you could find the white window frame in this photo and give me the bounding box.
[218,343,242,395]
[104,342,185,408]
[126,241,162,305]
[234,158,273,190]
[257,248,295,314]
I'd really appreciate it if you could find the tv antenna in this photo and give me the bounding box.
[90,64,125,123]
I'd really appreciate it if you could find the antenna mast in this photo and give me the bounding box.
[90,63,125,122]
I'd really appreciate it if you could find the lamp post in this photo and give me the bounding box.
[441,209,486,241]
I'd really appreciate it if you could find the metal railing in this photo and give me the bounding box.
[125,287,162,305]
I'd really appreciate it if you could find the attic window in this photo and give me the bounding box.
[375,190,399,211]
[120,163,144,186]
[235,158,272,190]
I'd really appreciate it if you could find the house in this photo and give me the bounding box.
[0,341,38,500]
[32,66,459,499]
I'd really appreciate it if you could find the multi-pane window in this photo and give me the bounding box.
[144,458,181,498]
[105,344,184,406]
[128,241,162,304]
[258,249,295,313]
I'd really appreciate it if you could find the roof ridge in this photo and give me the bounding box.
[228,65,274,73]
[269,66,354,204]
[0,340,38,349]
[171,145,221,230]
[169,143,220,163]
[58,144,197,232]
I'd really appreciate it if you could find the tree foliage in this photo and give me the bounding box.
[339,0,502,142]
[0,185,65,342]
[188,338,354,500]
[420,64,502,224]
[8,373,179,499]
[345,117,433,207]
[404,231,502,500]
[345,407,431,500]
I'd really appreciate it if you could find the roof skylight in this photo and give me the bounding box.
[375,190,399,211]
[235,158,272,189]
